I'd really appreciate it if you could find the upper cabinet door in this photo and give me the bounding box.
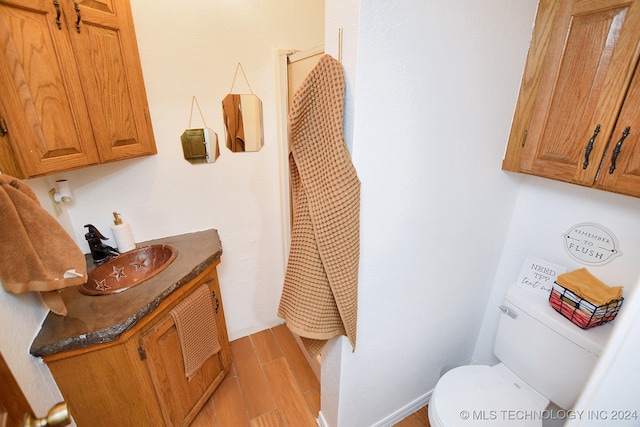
[596,59,640,196]
[0,0,99,176]
[519,0,640,185]
[63,0,156,162]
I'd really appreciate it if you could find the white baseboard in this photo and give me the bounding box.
[317,391,432,427]
[371,391,432,427]
[317,410,329,427]
[227,320,285,341]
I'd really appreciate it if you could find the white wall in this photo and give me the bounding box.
[322,1,540,425]
[0,0,324,418]
[324,1,640,425]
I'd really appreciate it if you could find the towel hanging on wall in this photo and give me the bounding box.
[278,54,360,357]
[0,174,87,315]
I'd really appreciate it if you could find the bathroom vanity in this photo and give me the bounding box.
[30,229,231,427]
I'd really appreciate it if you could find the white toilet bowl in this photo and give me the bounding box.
[428,364,548,427]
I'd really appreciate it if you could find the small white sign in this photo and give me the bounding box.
[515,256,567,297]
[563,223,621,265]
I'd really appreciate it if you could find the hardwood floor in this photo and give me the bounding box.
[394,406,431,427]
[191,324,320,426]
[190,324,430,426]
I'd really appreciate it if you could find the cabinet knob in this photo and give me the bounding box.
[609,126,630,174]
[583,124,601,169]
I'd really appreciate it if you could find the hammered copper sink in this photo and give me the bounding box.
[79,245,178,296]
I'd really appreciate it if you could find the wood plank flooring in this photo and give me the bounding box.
[190,324,429,426]
[394,406,431,427]
[191,324,320,426]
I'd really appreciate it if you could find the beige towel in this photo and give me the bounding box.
[0,174,87,315]
[170,284,221,379]
[278,54,360,357]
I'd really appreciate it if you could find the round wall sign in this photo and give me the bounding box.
[562,223,621,265]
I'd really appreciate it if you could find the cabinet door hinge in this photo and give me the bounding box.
[0,117,8,136]
[521,129,528,147]
[138,344,147,361]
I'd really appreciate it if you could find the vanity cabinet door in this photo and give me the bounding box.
[503,0,640,196]
[140,278,231,427]
[0,0,100,177]
[62,0,156,163]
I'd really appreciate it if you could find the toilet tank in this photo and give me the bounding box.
[494,284,613,410]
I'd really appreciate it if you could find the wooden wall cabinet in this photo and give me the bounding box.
[42,261,231,427]
[0,0,156,178]
[503,0,640,197]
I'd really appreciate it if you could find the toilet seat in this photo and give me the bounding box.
[429,364,549,427]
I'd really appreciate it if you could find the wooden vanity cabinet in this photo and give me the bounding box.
[140,276,229,427]
[42,261,231,427]
[0,0,156,178]
[503,0,640,197]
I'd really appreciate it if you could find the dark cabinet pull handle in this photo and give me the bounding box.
[73,1,81,33]
[53,0,62,29]
[609,126,630,174]
[583,124,601,169]
[212,291,219,313]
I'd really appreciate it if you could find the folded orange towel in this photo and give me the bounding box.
[170,284,221,379]
[556,268,623,306]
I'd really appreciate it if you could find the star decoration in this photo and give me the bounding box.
[130,257,147,271]
[109,265,127,281]
[94,279,111,291]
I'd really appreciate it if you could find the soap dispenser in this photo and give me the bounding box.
[111,212,136,253]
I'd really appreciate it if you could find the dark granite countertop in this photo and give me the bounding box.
[30,229,223,357]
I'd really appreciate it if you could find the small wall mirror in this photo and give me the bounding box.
[222,94,264,152]
[181,128,219,163]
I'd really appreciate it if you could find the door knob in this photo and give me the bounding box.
[24,401,70,427]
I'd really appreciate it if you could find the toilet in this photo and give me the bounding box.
[428,284,613,427]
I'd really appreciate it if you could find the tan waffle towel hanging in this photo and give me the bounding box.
[278,54,360,357]
[0,174,87,315]
[170,284,221,379]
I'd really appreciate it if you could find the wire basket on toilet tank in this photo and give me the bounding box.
[549,281,623,329]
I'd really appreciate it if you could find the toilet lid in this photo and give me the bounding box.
[430,365,547,427]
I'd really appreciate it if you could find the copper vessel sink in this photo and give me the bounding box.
[79,245,178,296]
